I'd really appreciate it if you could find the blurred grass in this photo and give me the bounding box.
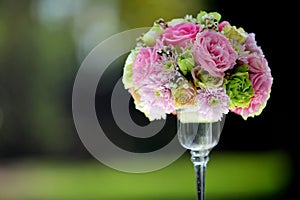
[0,150,291,200]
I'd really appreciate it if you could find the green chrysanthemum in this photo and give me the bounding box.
[225,65,254,109]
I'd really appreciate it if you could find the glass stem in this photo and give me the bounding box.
[191,150,209,200]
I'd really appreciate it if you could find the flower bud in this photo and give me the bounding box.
[122,49,138,89]
[192,67,223,88]
[222,24,248,44]
[177,50,195,75]
[142,24,164,47]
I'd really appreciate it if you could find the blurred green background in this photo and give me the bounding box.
[0,0,296,199]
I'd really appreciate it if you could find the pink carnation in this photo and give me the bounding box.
[192,30,237,77]
[162,23,200,48]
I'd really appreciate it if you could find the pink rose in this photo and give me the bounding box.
[248,54,272,105]
[250,71,273,102]
[132,47,159,87]
[247,53,270,74]
[162,23,200,48]
[245,33,264,56]
[192,30,237,77]
[232,54,273,119]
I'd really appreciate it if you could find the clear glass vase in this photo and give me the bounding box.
[177,107,226,200]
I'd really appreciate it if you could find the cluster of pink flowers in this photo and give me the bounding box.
[122,11,273,122]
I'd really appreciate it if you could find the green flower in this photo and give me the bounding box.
[225,65,254,108]
[196,11,221,30]
[192,67,223,88]
[197,11,221,24]
[177,50,195,75]
[222,24,248,44]
[142,24,164,47]
[122,49,138,89]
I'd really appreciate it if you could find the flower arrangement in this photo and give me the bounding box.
[122,11,273,122]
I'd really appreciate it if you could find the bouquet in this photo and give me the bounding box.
[122,11,273,122]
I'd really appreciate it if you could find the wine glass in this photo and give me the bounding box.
[176,107,226,200]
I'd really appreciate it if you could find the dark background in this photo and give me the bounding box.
[216,1,298,199]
